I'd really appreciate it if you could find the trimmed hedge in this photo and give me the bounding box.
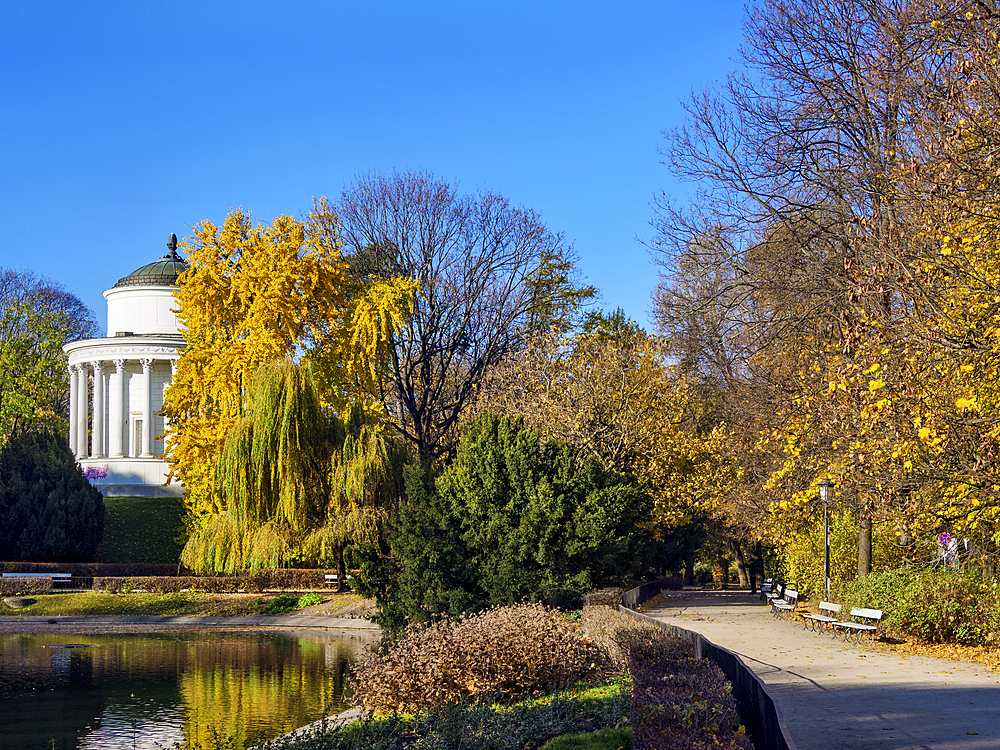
[584,606,752,750]
[629,639,751,750]
[0,577,53,596]
[0,562,182,577]
[0,563,337,592]
[91,569,338,593]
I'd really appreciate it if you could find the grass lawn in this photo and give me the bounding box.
[94,495,185,564]
[0,589,373,618]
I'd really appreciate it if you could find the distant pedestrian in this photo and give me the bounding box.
[748,559,757,595]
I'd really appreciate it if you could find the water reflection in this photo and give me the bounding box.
[0,630,376,750]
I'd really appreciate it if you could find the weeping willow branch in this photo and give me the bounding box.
[182,358,408,575]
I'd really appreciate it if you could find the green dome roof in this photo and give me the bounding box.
[113,234,187,288]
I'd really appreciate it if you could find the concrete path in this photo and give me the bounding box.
[645,589,1000,750]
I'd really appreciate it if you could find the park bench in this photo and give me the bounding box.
[802,600,842,633]
[759,577,776,602]
[771,588,798,619]
[2,572,73,589]
[325,574,338,586]
[832,607,883,644]
[763,579,785,606]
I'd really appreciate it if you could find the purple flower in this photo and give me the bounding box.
[84,464,109,480]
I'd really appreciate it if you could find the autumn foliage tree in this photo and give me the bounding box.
[180,359,409,578]
[164,210,413,519]
[651,0,1000,587]
[0,269,97,447]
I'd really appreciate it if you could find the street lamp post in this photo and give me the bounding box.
[818,479,835,598]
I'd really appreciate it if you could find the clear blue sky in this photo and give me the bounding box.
[0,2,744,332]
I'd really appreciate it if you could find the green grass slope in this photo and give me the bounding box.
[94,496,186,564]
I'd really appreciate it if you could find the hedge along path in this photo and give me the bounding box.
[644,589,1000,750]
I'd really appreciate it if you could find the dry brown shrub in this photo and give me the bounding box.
[585,587,622,607]
[582,605,691,672]
[350,602,602,714]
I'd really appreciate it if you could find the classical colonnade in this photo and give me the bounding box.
[66,352,177,461]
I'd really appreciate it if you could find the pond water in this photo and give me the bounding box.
[0,629,378,750]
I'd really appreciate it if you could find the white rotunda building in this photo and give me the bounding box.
[63,234,186,496]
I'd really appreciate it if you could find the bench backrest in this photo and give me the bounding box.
[818,601,842,615]
[850,607,882,621]
[784,589,798,603]
[2,572,71,578]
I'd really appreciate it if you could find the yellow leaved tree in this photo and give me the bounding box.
[164,209,414,521]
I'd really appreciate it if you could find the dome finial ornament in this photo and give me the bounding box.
[164,233,180,261]
[112,234,188,288]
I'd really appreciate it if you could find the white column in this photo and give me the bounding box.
[68,365,78,455]
[162,359,177,434]
[91,361,105,458]
[110,359,126,457]
[76,365,89,458]
[140,358,153,457]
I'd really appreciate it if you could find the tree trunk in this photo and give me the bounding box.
[336,542,347,593]
[731,541,749,588]
[684,555,695,587]
[858,503,872,578]
[716,552,728,589]
[751,542,765,591]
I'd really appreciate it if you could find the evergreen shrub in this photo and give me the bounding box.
[359,414,655,629]
[350,602,603,714]
[0,430,104,562]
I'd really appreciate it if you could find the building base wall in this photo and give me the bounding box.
[78,457,184,498]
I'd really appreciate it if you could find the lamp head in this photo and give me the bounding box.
[817,478,835,502]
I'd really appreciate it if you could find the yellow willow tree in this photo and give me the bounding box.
[181,359,410,577]
[164,209,414,519]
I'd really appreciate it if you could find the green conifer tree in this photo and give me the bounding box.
[0,430,104,561]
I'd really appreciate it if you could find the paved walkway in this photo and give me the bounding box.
[645,589,1000,750]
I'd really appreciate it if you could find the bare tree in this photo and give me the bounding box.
[312,170,593,465]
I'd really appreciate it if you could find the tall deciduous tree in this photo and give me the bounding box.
[471,310,724,533]
[651,0,952,576]
[0,269,97,446]
[164,210,413,518]
[310,170,595,466]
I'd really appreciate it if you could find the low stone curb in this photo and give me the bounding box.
[0,614,379,630]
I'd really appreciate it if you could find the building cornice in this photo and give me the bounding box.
[63,336,185,366]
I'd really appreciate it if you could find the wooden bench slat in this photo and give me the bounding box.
[832,607,883,645]
[802,601,843,633]
[771,589,798,619]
